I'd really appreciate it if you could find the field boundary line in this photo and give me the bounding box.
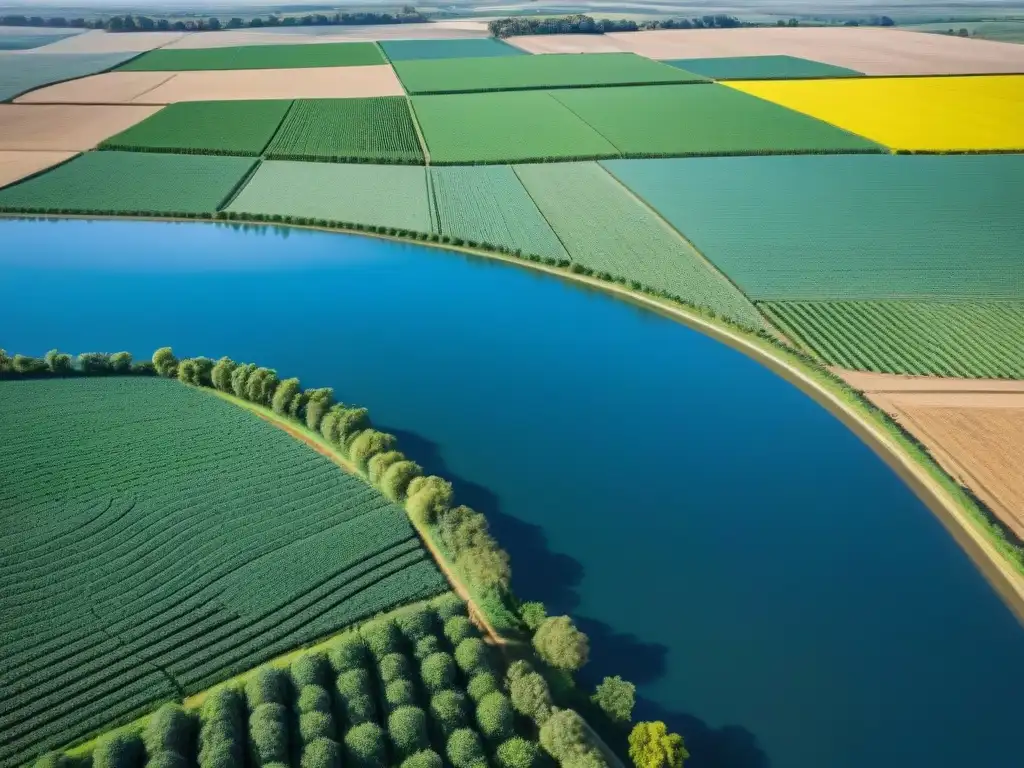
[216,157,261,211]
[544,90,623,155]
[510,164,574,262]
[127,72,178,104]
[405,96,430,165]
[257,98,296,156]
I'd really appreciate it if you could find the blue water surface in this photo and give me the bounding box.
[2,219,1023,768]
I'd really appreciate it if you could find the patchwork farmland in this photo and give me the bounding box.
[119,41,385,71]
[381,37,525,61]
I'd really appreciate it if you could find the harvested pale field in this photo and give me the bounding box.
[134,65,404,103]
[0,150,75,189]
[730,75,1024,152]
[161,22,489,49]
[25,29,185,53]
[845,373,1024,538]
[14,71,177,104]
[842,371,1024,394]
[0,104,161,150]
[504,34,630,54]
[604,27,1024,75]
[0,51,134,101]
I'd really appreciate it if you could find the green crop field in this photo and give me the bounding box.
[550,85,883,157]
[0,51,134,101]
[412,91,618,164]
[514,162,765,327]
[118,42,384,72]
[265,97,424,164]
[603,154,1024,301]
[393,52,705,94]
[664,55,863,80]
[381,38,526,61]
[0,151,255,215]
[431,165,567,260]
[0,377,446,766]
[761,300,1024,378]
[100,100,293,156]
[228,160,434,233]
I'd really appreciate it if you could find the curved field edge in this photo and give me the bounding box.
[4,212,1022,620]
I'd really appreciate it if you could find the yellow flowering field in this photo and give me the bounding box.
[727,75,1024,152]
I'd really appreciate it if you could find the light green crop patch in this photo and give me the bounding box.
[118,41,384,71]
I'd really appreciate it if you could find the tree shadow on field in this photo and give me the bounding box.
[378,425,585,614]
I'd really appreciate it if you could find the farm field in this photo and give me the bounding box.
[430,164,568,260]
[381,37,525,61]
[412,91,618,164]
[549,84,883,156]
[0,151,255,214]
[761,300,1024,378]
[134,66,405,103]
[100,100,292,156]
[265,97,423,164]
[0,150,75,189]
[26,29,185,53]
[159,22,491,49]
[514,161,765,327]
[0,31,77,51]
[393,52,705,94]
[0,104,162,151]
[503,34,629,54]
[0,51,135,101]
[0,376,446,765]
[603,27,1024,74]
[14,71,178,104]
[664,55,863,80]
[118,41,385,71]
[728,75,1024,152]
[228,161,434,233]
[603,154,1024,300]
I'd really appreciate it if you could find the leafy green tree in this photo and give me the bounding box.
[246,667,288,708]
[396,606,436,641]
[92,731,144,768]
[520,602,547,632]
[345,722,387,768]
[144,702,194,755]
[335,667,372,698]
[288,389,309,420]
[320,405,343,444]
[592,676,635,724]
[533,616,589,672]
[45,349,73,374]
[454,638,489,675]
[211,357,237,392]
[177,358,198,385]
[413,635,441,661]
[328,635,366,672]
[230,362,256,397]
[385,679,417,711]
[506,663,552,724]
[429,689,468,733]
[388,705,429,758]
[78,352,112,374]
[344,694,377,725]
[444,616,474,645]
[199,687,245,768]
[0,349,11,372]
[496,737,540,768]
[539,709,592,763]
[628,722,688,768]
[379,652,412,683]
[361,620,401,658]
[381,460,423,502]
[461,543,511,592]
[250,703,289,764]
[349,429,398,474]
[246,367,279,405]
[446,728,485,768]
[292,652,331,688]
[476,691,514,742]
[304,388,334,431]
[12,354,48,374]
[300,711,333,744]
[298,684,332,714]
[405,475,454,525]
[301,738,342,768]
[272,377,301,415]
[432,593,465,622]
[400,750,443,768]
[152,346,178,378]
[466,671,500,702]
[368,450,405,485]
[335,406,370,447]
[421,652,457,693]
[191,356,214,386]
[110,351,133,373]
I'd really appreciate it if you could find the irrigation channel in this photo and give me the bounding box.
[3,218,1024,768]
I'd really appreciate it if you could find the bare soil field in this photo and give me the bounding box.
[505,34,631,54]
[605,27,1024,74]
[0,150,75,189]
[15,71,177,104]
[133,65,404,102]
[840,370,1024,538]
[0,104,161,150]
[27,29,185,53]
[161,22,490,49]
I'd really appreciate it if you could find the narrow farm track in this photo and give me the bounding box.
[0,377,447,766]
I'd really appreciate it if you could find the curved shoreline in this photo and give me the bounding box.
[7,211,1023,623]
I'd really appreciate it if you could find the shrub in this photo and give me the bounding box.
[420,652,457,693]
[178,358,198,384]
[446,728,485,768]
[400,750,443,768]
[230,362,256,397]
[405,476,454,525]
[454,638,489,676]
[507,667,552,724]
[533,616,589,672]
[591,676,636,724]
[329,636,367,673]
[152,347,178,378]
[349,430,398,474]
[433,594,466,622]
[199,687,245,765]
[144,702,194,755]
[361,620,401,658]
[496,737,540,768]
[246,667,288,709]
[249,703,289,764]
[380,460,423,502]
[379,652,412,683]
[210,357,236,391]
[146,754,189,768]
[345,722,387,768]
[413,635,441,661]
[368,450,404,485]
[387,705,429,758]
[466,671,500,703]
[300,711,334,744]
[301,738,342,768]
[78,352,112,374]
[444,616,474,645]
[344,693,377,725]
[628,722,688,768]
[429,690,468,734]
[32,754,66,768]
[476,692,514,742]
[385,679,418,711]
[519,602,547,632]
[272,377,301,416]
[304,388,335,431]
[92,732,143,768]
[292,652,331,688]
[298,684,332,714]
[396,606,436,641]
[44,349,72,374]
[335,407,370,448]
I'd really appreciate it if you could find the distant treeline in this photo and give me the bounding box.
[0,349,154,377]
[0,8,426,32]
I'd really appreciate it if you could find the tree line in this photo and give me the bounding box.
[487,13,747,37]
[0,349,154,377]
[105,9,425,33]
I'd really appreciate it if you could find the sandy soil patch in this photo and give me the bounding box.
[15,71,177,104]
[133,65,403,102]
[605,27,1024,74]
[0,104,162,150]
[505,34,629,54]
[0,150,76,189]
[27,29,185,53]
[162,22,489,49]
[839,370,1024,539]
